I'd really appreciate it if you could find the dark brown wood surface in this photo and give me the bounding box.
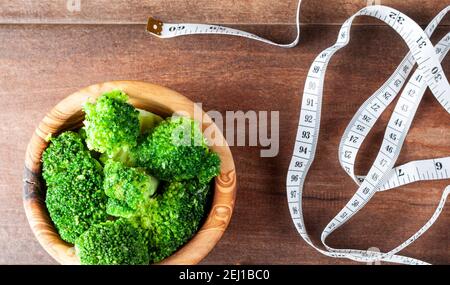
[0,0,449,264]
[1,0,449,25]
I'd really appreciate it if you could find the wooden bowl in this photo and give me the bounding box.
[23,81,237,265]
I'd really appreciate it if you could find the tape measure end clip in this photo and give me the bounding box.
[147,17,163,36]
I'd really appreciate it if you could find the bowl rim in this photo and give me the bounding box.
[23,80,237,265]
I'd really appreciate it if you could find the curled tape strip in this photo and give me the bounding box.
[147,2,450,264]
[147,0,302,48]
[288,5,450,265]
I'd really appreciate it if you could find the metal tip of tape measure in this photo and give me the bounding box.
[147,17,163,35]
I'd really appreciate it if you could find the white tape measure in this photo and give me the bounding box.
[146,2,450,264]
[146,0,302,48]
[287,5,450,265]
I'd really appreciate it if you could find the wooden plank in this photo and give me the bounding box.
[1,0,449,25]
[0,23,448,264]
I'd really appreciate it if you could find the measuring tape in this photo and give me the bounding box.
[146,0,302,48]
[287,5,450,265]
[146,2,450,264]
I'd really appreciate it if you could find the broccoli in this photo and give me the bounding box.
[83,90,140,161]
[103,160,214,263]
[135,116,220,183]
[103,160,158,217]
[43,89,220,264]
[75,219,149,265]
[137,179,211,262]
[198,151,221,184]
[105,198,136,219]
[42,131,108,243]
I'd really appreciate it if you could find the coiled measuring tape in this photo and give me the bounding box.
[287,5,450,265]
[147,2,450,264]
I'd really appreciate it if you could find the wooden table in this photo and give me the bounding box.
[0,0,449,264]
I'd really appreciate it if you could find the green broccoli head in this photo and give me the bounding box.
[83,90,140,158]
[136,116,220,183]
[198,152,221,184]
[138,179,211,262]
[42,131,108,243]
[75,219,149,265]
[104,160,158,217]
[105,198,136,219]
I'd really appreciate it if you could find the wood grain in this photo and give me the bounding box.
[0,0,449,264]
[1,0,449,25]
[23,81,237,265]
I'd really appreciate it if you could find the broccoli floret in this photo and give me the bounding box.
[103,160,158,217]
[106,198,136,218]
[198,152,221,184]
[42,131,108,243]
[137,180,211,262]
[104,159,213,262]
[83,90,140,160]
[75,219,149,265]
[135,116,220,183]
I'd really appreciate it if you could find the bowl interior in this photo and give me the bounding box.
[23,81,237,265]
